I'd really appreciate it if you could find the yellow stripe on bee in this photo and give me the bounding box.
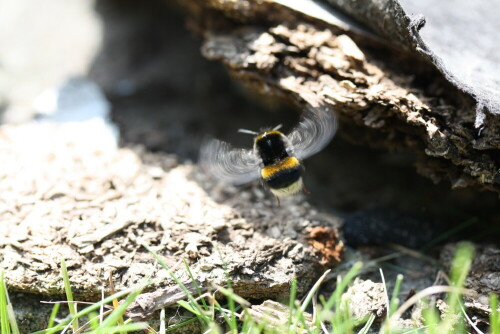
[261,156,300,179]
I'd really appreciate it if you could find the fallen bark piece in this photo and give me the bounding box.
[177,0,500,194]
[244,300,314,332]
[126,281,207,320]
[0,122,341,326]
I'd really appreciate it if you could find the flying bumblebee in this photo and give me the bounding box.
[200,104,337,204]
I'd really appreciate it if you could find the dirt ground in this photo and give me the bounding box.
[0,0,498,332]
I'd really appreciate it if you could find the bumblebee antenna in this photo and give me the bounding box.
[273,124,283,131]
[238,128,259,135]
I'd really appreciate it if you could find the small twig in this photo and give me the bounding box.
[40,300,114,309]
[432,270,447,286]
[388,243,440,267]
[100,285,105,324]
[109,271,123,325]
[126,281,207,320]
[460,303,485,334]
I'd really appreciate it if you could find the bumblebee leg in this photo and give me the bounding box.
[276,196,281,207]
[302,184,311,195]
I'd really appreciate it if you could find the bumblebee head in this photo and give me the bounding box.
[237,125,289,165]
[253,130,285,147]
[238,124,284,146]
[253,130,289,165]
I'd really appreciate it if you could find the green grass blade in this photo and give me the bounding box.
[357,313,375,334]
[240,309,258,334]
[301,269,331,312]
[322,262,363,312]
[182,259,208,310]
[389,274,404,317]
[437,242,474,333]
[61,258,79,331]
[178,300,201,316]
[216,286,250,308]
[287,277,297,329]
[491,294,499,334]
[291,269,331,333]
[226,290,237,334]
[96,322,148,333]
[217,249,237,334]
[214,285,251,333]
[47,302,60,329]
[422,300,439,334]
[98,287,142,328]
[449,243,474,289]
[0,270,11,334]
[143,244,208,326]
[34,288,135,334]
[320,262,362,333]
[165,316,198,333]
[88,311,100,330]
[1,270,19,334]
[382,244,474,334]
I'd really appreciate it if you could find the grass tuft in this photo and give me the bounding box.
[2,242,496,333]
[0,270,19,334]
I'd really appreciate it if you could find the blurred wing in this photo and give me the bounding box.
[200,138,261,185]
[287,105,338,160]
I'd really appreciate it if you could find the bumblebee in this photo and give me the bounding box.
[200,105,337,204]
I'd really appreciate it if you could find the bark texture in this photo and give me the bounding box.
[0,121,341,329]
[176,0,500,195]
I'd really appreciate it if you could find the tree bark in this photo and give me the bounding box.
[175,0,500,194]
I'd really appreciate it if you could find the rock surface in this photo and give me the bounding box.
[342,279,386,323]
[0,121,341,326]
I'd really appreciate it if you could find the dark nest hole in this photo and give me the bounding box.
[88,0,499,248]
